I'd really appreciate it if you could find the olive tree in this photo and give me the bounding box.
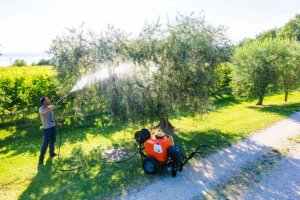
[276,39,300,102]
[123,13,231,131]
[49,14,231,129]
[154,14,230,129]
[278,14,300,41]
[232,38,300,105]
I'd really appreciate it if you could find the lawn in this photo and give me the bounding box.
[1,91,300,199]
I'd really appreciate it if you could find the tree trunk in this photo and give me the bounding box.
[155,117,174,135]
[284,90,288,102]
[256,96,264,105]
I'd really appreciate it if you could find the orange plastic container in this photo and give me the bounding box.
[145,136,173,162]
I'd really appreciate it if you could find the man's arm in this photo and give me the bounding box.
[39,105,54,115]
[39,108,49,115]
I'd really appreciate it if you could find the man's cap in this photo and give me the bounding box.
[40,96,47,104]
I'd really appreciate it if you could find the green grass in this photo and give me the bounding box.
[1,91,300,199]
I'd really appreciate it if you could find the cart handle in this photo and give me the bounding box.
[182,144,209,167]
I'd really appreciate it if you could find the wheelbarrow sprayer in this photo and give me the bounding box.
[134,128,208,177]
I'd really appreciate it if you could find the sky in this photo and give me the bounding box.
[0,0,300,54]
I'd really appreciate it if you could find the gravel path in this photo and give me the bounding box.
[243,142,300,200]
[119,112,300,200]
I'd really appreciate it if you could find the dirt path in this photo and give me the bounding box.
[243,141,300,200]
[199,136,300,199]
[119,112,300,200]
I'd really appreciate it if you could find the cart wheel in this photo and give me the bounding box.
[143,157,158,174]
[178,162,183,172]
[172,168,177,177]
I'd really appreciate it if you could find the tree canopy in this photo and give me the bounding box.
[232,38,300,105]
[49,13,231,129]
[278,14,300,41]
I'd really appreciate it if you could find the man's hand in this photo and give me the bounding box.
[48,105,54,110]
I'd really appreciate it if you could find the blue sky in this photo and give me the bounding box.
[0,0,300,54]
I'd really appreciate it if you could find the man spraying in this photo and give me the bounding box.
[38,96,61,165]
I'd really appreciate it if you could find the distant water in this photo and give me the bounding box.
[0,52,51,66]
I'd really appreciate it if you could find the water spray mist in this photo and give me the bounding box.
[54,62,141,105]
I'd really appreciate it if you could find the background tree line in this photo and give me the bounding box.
[11,58,51,67]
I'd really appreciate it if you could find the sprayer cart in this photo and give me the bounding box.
[134,128,208,177]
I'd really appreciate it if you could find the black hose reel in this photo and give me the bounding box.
[134,128,151,144]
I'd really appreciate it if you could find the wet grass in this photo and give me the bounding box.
[1,91,300,199]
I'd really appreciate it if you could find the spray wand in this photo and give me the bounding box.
[55,91,72,105]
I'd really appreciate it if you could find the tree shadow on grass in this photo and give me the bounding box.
[0,127,41,158]
[247,102,300,117]
[17,145,146,200]
[212,95,241,110]
[0,120,139,158]
[1,121,149,157]
[174,95,241,118]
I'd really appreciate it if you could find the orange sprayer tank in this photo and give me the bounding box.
[145,135,173,162]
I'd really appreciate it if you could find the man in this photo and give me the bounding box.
[38,96,61,164]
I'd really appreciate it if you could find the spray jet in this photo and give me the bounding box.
[54,62,138,105]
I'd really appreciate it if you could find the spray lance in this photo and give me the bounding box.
[54,91,72,105]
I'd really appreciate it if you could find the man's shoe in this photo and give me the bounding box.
[50,153,58,158]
